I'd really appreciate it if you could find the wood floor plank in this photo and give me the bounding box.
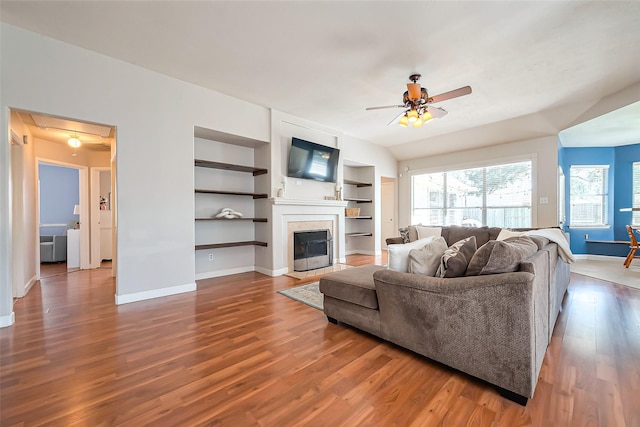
[1,256,639,425]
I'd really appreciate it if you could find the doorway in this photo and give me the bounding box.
[381,177,396,249]
[10,109,117,295]
[36,160,87,277]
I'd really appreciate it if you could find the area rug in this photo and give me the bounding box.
[572,257,640,291]
[277,281,323,310]
[284,263,352,280]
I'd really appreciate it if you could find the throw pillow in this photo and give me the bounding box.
[399,227,410,244]
[415,226,442,241]
[408,237,448,276]
[388,237,435,273]
[496,229,526,241]
[436,236,477,278]
[466,236,538,276]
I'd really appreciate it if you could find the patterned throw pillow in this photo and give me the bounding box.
[399,227,410,244]
[436,236,477,278]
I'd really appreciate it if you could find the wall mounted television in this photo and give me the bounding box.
[287,137,340,183]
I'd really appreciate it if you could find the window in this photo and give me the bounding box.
[411,160,532,227]
[634,162,640,225]
[569,165,609,227]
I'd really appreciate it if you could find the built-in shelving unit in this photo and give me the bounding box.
[194,188,268,199]
[344,179,372,187]
[344,197,373,203]
[195,241,268,250]
[194,159,267,176]
[343,165,375,254]
[194,127,270,278]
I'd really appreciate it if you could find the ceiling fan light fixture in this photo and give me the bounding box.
[407,83,421,99]
[398,114,409,127]
[413,117,423,128]
[68,137,81,148]
[422,111,433,123]
[407,109,419,122]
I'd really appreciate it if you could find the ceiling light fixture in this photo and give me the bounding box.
[68,136,81,148]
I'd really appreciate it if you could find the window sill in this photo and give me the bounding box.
[568,225,611,229]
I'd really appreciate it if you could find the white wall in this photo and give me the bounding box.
[0,23,397,323]
[9,111,36,300]
[397,136,559,229]
[1,23,271,316]
[267,111,397,269]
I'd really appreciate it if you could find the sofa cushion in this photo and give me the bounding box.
[415,226,442,240]
[388,237,435,272]
[408,237,448,276]
[319,265,385,309]
[437,236,477,278]
[466,236,538,276]
[447,225,490,247]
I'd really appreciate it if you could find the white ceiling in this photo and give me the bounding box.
[2,1,639,158]
[16,111,114,151]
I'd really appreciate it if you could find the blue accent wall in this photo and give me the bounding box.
[560,143,640,256]
[39,163,79,236]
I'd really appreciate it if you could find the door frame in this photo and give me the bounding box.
[380,177,397,250]
[36,158,89,277]
[90,167,111,268]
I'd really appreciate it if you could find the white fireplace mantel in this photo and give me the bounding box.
[271,197,349,207]
[270,197,348,276]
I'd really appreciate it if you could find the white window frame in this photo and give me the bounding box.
[633,162,640,226]
[410,159,533,228]
[569,165,609,228]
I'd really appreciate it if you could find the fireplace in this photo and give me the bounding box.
[293,229,333,272]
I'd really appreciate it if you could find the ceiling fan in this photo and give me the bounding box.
[366,74,472,128]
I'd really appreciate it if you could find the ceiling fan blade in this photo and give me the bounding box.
[366,104,405,111]
[426,105,448,119]
[387,110,408,126]
[429,86,472,103]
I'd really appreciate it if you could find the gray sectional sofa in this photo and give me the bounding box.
[319,225,571,405]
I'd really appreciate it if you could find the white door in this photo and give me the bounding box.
[381,180,396,249]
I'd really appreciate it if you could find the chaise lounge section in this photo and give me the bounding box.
[319,225,571,405]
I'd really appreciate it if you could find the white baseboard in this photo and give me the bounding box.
[195,266,255,281]
[255,266,284,277]
[0,311,15,328]
[115,282,197,305]
[24,275,37,295]
[574,254,625,261]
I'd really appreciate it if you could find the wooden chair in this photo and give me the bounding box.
[624,225,638,268]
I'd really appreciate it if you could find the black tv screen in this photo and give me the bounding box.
[287,137,340,183]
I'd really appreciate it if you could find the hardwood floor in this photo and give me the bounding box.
[1,254,639,426]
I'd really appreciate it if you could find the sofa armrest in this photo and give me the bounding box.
[373,249,549,398]
[385,237,404,245]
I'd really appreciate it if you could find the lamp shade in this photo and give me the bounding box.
[422,110,433,123]
[398,115,409,127]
